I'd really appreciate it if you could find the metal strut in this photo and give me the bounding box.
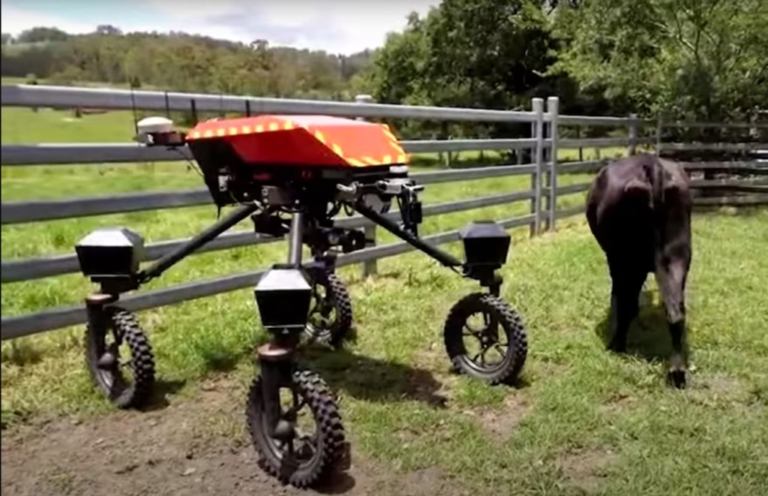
[287,212,305,266]
[139,203,261,282]
[354,202,463,268]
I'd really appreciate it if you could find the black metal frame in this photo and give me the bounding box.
[77,128,513,482]
[80,177,509,424]
[248,186,508,441]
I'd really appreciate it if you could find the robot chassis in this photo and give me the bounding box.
[74,114,529,488]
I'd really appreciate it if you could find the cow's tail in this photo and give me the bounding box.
[645,155,666,209]
[623,154,664,209]
[622,156,656,206]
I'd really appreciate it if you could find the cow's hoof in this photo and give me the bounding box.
[607,341,627,354]
[667,368,687,389]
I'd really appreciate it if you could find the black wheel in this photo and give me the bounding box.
[443,293,528,385]
[305,272,353,347]
[85,306,155,409]
[246,367,347,488]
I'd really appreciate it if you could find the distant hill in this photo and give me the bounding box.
[1,26,375,100]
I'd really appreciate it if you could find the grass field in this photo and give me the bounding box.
[2,105,767,495]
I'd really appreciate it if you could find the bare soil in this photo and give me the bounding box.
[1,381,472,496]
[555,447,619,492]
[463,394,531,442]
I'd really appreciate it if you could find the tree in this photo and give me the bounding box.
[17,27,70,43]
[551,0,768,124]
[0,27,374,102]
[96,25,122,36]
[365,0,565,145]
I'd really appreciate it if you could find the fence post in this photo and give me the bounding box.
[546,97,559,231]
[654,115,663,156]
[530,98,544,237]
[576,126,583,161]
[628,113,638,156]
[355,94,377,278]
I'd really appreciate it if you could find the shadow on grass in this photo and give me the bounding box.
[199,349,246,374]
[301,345,449,409]
[138,379,187,412]
[313,471,358,495]
[593,290,692,363]
[191,340,255,374]
[0,341,44,367]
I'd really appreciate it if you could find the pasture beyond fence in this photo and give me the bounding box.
[1,84,767,341]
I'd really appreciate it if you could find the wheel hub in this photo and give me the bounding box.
[97,351,117,370]
[272,419,297,442]
[479,333,497,347]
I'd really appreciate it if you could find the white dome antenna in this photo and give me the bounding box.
[135,116,185,146]
[137,116,174,134]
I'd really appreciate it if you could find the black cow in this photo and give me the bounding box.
[586,153,693,387]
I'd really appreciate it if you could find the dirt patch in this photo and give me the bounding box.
[1,381,470,496]
[397,467,473,496]
[407,367,450,409]
[530,359,571,381]
[697,373,745,395]
[412,341,448,371]
[599,391,638,413]
[685,372,752,407]
[555,447,618,492]
[466,393,531,440]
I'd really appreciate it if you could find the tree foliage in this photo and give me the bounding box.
[361,0,766,141]
[551,0,768,123]
[1,27,372,101]
[2,0,765,136]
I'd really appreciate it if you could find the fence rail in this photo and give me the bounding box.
[2,84,767,341]
[6,210,601,340]
[10,137,765,167]
[0,164,544,224]
[1,187,543,283]
[2,84,651,127]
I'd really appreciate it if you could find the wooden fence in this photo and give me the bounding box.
[1,84,766,340]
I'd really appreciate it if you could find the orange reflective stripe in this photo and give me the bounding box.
[380,124,399,141]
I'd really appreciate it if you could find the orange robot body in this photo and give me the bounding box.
[186,115,409,168]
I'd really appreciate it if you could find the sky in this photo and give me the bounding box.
[0,0,440,54]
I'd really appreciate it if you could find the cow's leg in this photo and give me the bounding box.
[607,262,647,353]
[656,259,689,388]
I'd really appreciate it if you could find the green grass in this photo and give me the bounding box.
[3,106,765,495]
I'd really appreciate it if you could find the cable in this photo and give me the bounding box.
[169,147,204,178]
[129,84,139,137]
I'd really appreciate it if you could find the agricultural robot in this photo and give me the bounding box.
[74,113,529,487]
